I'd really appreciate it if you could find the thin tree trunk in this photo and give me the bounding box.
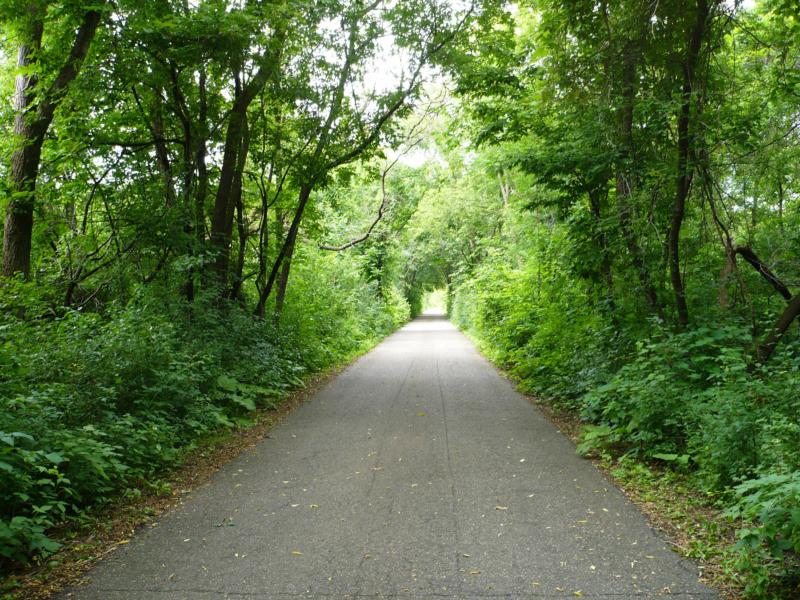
[757,294,800,363]
[588,190,616,315]
[668,0,711,327]
[208,30,285,290]
[274,239,295,316]
[255,184,312,316]
[230,115,251,302]
[185,69,209,302]
[615,44,662,317]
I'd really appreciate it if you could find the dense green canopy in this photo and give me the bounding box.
[1,0,799,596]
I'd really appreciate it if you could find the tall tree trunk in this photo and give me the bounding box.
[229,116,251,302]
[4,34,45,278]
[668,0,712,327]
[195,69,209,246]
[208,30,285,291]
[588,189,616,315]
[615,43,663,317]
[3,6,103,278]
[184,69,209,302]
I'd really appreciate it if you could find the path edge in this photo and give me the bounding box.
[1,328,399,600]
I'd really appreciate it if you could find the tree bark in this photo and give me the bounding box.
[3,6,104,278]
[588,189,616,315]
[757,294,800,363]
[615,43,662,317]
[230,115,251,302]
[184,68,209,303]
[209,30,285,290]
[274,239,295,316]
[255,184,312,316]
[734,246,792,301]
[668,0,711,327]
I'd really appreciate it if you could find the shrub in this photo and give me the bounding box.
[0,252,407,568]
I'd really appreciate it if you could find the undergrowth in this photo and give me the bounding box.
[451,261,800,599]
[0,266,409,573]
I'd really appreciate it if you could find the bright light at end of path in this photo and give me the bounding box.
[403,315,452,332]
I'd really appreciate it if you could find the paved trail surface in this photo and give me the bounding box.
[61,316,716,599]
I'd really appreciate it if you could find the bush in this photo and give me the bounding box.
[0,252,408,569]
[452,258,800,595]
[727,471,800,598]
[451,257,613,404]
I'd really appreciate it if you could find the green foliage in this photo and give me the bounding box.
[0,248,405,568]
[1,0,798,595]
[728,472,800,598]
[424,0,800,594]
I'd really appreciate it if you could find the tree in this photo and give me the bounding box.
[2,1,105,278]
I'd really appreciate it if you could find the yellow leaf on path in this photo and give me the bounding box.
[469,569,480,575]
[118,540,130,545]
[574,592,583,597]
[495,505,508,511]
[418,412,426,417]
[291,550,303,556]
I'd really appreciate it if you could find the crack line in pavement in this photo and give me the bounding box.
[435,356,463,598]
[353,357,416,595]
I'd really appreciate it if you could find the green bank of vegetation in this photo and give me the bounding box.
[0,0,502,577]
[2,0,799,597]
[393,1,799,596]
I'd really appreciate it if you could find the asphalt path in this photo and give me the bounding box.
[60,315,717,599]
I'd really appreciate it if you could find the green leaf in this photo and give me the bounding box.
[230,395,256,412]
[216,375,239,392]
[44,453,65,465]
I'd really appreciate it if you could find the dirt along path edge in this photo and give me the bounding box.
[54,316,719,600]
[2,357,359,600]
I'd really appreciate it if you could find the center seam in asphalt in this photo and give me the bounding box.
[436,357,463,598]
[354,358,417,596]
